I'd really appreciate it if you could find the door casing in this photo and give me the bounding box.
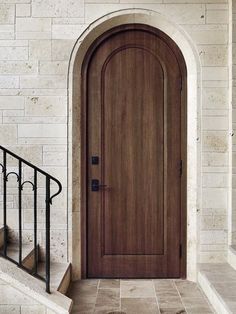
[80,23,187,278]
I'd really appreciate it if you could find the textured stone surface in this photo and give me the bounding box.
[68,279,214,314]
[0,0,231,289]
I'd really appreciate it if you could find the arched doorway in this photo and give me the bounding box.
[68,9,200,281]
[81,24,187,278]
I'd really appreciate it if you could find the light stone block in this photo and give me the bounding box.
[17,88,67,96]
[43,145,67,152]
[0,0,31,3]
[0,47,28,61]
[16,31,51,40]
[3,110,24,117]
[32,0,84,18]
[185,25,228,44]
[203,80,228,88]
[206,10,228,24]
[0,305,20,313]
[41,166,67,186]
[202,173,228,188]
[200,230,227,245]
[3,116,67,124]
[0,25,14,39]
[18,124,67,138]
[20,76,67,89]
[202,67,228,81]
[206,4,228,10]
[202,88,228,109]
[0,125,17,145]
[6,145,43,165]
[52,24,87,40]
[202,188,227,209]
[25,96,67,116]
[0,76,19,88]
[0,40,28,47]
[0,5,15,24]
[43,151,67,166]
[39,61,68,75]
[16,4,31,17]
[202,116,228,131]
[199,251,226,263]
[202,153,228,167]
[198,45,227,66]
[0,96,24,109]
[203,109,227,117]
[16,18,51,33]
[0,61,38,75]
[52,17,84,24]
[51,40,75,61]
[29,40,51,60]
[200,215,227,230]
[202,132,228,153]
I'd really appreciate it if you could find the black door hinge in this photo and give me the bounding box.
[179,244,182,258]
[180,160,183,177]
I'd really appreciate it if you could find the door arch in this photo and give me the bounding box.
[68,9,200,281]
[81,24,187,278]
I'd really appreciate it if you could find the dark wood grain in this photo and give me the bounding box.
[81,24,187,278]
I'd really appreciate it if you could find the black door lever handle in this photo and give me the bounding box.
[91,179,107,191]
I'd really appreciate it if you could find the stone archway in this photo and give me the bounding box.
[68,8,201,282]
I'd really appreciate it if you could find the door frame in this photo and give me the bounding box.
[80,23,187,279]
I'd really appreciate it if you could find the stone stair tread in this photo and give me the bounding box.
[0,256,72,313]
[199,263,236,314]
[0,242,34,262]
[37,261,70,291]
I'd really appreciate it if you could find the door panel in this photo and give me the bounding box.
[86,25,184,278]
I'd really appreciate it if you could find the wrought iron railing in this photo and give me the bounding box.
[0,145,62,293]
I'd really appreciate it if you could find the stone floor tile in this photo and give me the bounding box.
[186,308,213,314]
[71,303,95,314]
[120,280,155,298]
[157,296,183,309]
[153,280,175,289]
[121,297,159,314]
[155,289,180,298]
[99,279,120,289]
[174,281,203,298]
[94,308,123,314]
[181,296,210,307]
[159,309,186,314]
[95,288,120,312]
[67,280,98,305]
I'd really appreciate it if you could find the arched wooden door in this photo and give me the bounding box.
[82,24,187,278]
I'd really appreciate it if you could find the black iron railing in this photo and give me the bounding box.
[0,145,62,293]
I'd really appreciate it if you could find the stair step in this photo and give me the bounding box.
[198,263,236,314]
[0,241,36,271]
[37,262,71,294]
[0,257,72,313]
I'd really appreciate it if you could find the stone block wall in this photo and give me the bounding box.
[0,0,230,266]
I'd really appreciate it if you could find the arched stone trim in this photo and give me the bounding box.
[68,8,201,282]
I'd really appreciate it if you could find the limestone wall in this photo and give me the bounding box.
[0,0,230,268]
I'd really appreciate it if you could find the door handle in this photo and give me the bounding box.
[91,179,107,192]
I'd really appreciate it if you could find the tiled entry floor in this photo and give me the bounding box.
[67,279,215,314]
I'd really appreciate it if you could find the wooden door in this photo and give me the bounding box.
[84,24,186,278]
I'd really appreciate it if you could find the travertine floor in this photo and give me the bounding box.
[67,279,215,314]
